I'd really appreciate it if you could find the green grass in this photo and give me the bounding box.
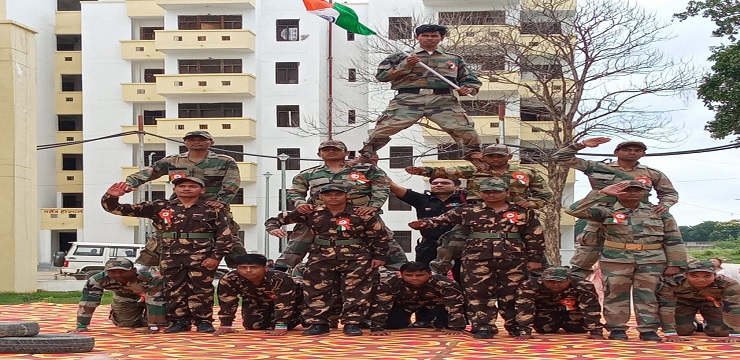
[0,291,112,305]
[688,248,740,263]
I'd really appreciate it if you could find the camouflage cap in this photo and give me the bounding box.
[172,176,205,188]
[482,144,510,155]
[183,130,213,140]
[105,257,134,271]
[318,140,348,151]
[625,180,649,191]
[614,141,647,151]
[318,184,348,193]
[686,260,716,273]
[542,266,571,281]
[478,177,509,192]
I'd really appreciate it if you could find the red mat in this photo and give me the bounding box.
[0,303,737,359]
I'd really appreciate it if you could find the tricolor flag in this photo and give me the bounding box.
[303,0,376,35]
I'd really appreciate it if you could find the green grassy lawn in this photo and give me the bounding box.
[0,291,112,305]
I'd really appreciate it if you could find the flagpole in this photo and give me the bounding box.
[327,0,334,140]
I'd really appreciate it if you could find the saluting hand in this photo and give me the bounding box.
[599,181,631,197]
[405,166,425,175]
[106,182,133,197]
[296,204,315,214]
[581,137,611,148]
[269,229,288,238]
[408,220,427,230]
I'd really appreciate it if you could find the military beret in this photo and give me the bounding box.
[318,184,348,193]
[172,176,205,188]
[183,130,213,140]
[686,260,716,273]
[105,257,134,271]
[318,140,348,151]
[542,266,570,281]
[478,177,509,192]
[614,141,647,151]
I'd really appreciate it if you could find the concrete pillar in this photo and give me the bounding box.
[38,230,52,265]
[0,20,38,292]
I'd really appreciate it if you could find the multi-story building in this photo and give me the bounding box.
[5,0,576,277]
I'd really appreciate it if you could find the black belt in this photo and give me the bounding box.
[397,88,452,95]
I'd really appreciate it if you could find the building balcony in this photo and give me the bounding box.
[156,0,255,9]
[55,131,83,153]
[519,120,554,141]
[55,11,81,35]
[518,79,574,98]
[477,72,521,94]
[121,83,165,102]
[155,30,256,52]
[56,92,82,114]
[236,162,257,182]
[231,204,257,225]
[56,170,83,193]
[422,116,520,139]
[40,208,83,230]
[127,0,165,18]
[156,117,256,139]
[156,74,256,96]
[446,25,511,46]
[121,40,164,61]
[120,125,165,144]
[55,51,81,74]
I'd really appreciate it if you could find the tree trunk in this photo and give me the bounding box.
[541,163,571,266]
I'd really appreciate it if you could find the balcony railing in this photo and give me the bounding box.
[121,83,165,102]
[155,30,256,52]
[156,117,256,139]
[121,40,164,60]
[156,74,256,96]
[40,208,83,230]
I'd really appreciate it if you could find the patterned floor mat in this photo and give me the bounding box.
[0,303,737,359]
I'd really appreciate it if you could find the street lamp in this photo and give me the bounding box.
[277,153,291,251]
[263,172,273,258]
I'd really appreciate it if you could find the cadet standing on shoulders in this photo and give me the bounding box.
[409,178,545,339]
[68,258,166,334]
[658,259,740,343]
[359,24,483,161]
[514,266,604,340]
[565,180,687,341]
[125,130,245,266]
[552,137,678,277]
[266,184,390,336]
[215,254,302,336]
[102,177,235,333]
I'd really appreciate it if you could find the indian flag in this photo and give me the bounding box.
[303,0,376,35]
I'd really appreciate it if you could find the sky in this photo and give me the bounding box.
[569,0,740,227]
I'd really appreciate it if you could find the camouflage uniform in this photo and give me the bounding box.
[552,142,679,275]
[416,178,545,335]
[101,192,234,325]
[658,260,740,337]
[565,186,687,334]
[125,144,244,266]
[416,163,552,274]
[360,48,482,156]
[280,160,407,269]
[217,270,302,330]
[370,273,466,330]
[76,269,166,329]
[515,267,603,336]
[265,204,390,326]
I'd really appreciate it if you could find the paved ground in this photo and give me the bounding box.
[1,303,738,359]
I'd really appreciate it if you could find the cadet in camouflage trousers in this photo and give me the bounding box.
[360,24,482,158]
[658,260,740,342]
[565,180,687,341]
[407,145,553,275]
[515,267,604,340]
[215,254,302,336]
[266,184,390,336]
[552,138,679,276]
[102,177,235,333]
[125,130,246,267]
[369,262,466,334]
[410,178,545,339]
[70,258,166,334]
[281,140,407,270]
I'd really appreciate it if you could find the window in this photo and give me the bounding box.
[178,103,242,118]
[276,19,300,41]
[232,189,245,205]
[62,193,83,208]
[277,148,301,170]
[111,247,141,258]
[520,147,555,164]
[389,146,413,168]
[520,106,554,121]
[521,22,562,35]
[144,69,163,83]
[179,59,242,74]
[460,100,505,116]
[388,17,413,40]
[143,151,165,165]
[388,194,411,211]
[73,245,103,256]
[57,35,82,51]
[61,75,82,91]
[142,110,165,125]
[178,15,242,30]
[278,191,297,211]
[466,54,506,72]
[144,191,166,201]
[140,27,163,40]
[439,11,506,25]
[348,110,356,124]
[348,68,357,82]
[437,143,463,161]
[347,31,355,41]
[275,62,299,84]
[277,105,300,127]
[521,63,563,80]
[58,115,82,131]
[394,231,413,252]
[62,154,83,170]
[57,0,96,12]
[182,144,244,162]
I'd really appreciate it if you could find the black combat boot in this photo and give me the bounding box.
[343,324,363,336]
[608,330,629,340]
[302,324,330,336]
[639,331,661,341]
[163,321,191,334]
[196,321,216,333]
